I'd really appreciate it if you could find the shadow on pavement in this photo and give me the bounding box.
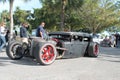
[10,58,41,66]
[0,56,41,66]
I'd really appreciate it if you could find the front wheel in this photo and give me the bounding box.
[35,43,57,65]
[6,41,23,60]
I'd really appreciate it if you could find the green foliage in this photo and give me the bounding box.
[1,0,120,33]
[77,0,120,33]
[0,0,32,40]
[14,7,30,25]
[37,0,84,31]
[33,6,61,30]
[0,10,10,28]
[0,10,9,22]
[37,0,120,33]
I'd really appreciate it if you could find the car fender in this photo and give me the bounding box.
[31,39,56,57]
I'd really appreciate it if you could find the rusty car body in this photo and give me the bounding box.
[6,31,99,65]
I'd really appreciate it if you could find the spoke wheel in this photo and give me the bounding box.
[35,43,57,65]
[41,45,55,63]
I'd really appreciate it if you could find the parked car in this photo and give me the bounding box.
[100,35,116,47]
[6,31,99,65]
[92,34,103,44]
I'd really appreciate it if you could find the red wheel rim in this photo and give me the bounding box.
[94,45,98,55]
[41,45,55,63]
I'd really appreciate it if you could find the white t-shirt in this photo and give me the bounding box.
[0,26,6,36]
[110,36,115,43]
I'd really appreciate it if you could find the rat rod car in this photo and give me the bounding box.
[6,31,99,65]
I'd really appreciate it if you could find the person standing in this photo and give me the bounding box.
[20,22,29,44]
[36,22,46,39]
[115,33,120,47]
[0,22,6,52]
[5,30,10,43]
[117,34,120,48]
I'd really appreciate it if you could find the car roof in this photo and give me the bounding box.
[49,31,91,37]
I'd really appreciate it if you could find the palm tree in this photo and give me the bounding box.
[9,0,14,40]
[61,0,84,31]
[0,0,30,41]
[0,0,14,40]
[39,0,83,31]
[61,0,66,31]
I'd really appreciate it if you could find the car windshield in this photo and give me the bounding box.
[49,34,71,41]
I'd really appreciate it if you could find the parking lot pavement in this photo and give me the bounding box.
[0,47,120,80]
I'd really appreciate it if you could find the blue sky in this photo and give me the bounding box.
[0,0,42,13]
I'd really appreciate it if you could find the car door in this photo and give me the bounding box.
[70,35,85,58]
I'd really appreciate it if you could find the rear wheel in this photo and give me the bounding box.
[88,42,99,57]
[6,41,23,60]
[35,43,57,65]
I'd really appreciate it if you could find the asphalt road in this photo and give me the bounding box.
[0,47,120,80]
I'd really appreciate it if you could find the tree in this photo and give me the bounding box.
[33,7,60,31]
[0,0,14,39]
[0,10,10,27]
[30,0,120,33]
[39,0,83,31]
[14,7,31,25]
[77,0,120,33]
[0,0,31,40]
[0,10,9,23]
